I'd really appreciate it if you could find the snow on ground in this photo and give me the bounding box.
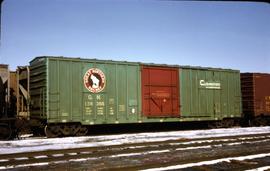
[142,153,270,171]
[0,126,269,155]
[246,166,270,171]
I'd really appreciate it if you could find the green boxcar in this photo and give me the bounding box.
[29,56,242,137]
[30,56,141,126]
[180,66,242,121]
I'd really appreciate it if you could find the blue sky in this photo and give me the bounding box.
[1,0,270,72]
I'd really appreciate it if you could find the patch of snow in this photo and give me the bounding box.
[175,145,212,151]
[53,161,68,164]
[14,157,28,160]
[181,140,215,145]
[245,166,270,171]
[80,151,91,154]
[226,139,270,146]
[128,145,147,149]
[170,135,269,147]
[67,153,78,156]
[110,153,142,158]
[34,155,48,159]
[69,158,89,162]
[142,153,270,171]
[19,134,34,138]
[147,150,170,154]
[110,149,170,158]
[226,142,243,146]
[52,154,64,157]
[0,162,49,170]
[0,159,8,162]
[0,126,269,155]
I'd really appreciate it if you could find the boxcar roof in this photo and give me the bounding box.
[31,56,239,72]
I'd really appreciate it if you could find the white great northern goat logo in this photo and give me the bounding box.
[90,74,100,89]
[84,68,106,93]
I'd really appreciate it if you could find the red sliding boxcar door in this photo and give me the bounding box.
[141,66,180,117]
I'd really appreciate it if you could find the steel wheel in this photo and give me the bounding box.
[222,119,234,128]
[44,125,61,138]
[76,126,88,136]
[252,117,268,126]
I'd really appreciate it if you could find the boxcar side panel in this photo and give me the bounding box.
[43,57,141,125]
[81,62,141,124]
[30,57,47,120]
[254,74,270,116]
[48,60,84,123]
[180,68,241,120]
[30,57,242,125]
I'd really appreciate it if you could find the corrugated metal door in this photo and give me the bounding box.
[141,66,180,117]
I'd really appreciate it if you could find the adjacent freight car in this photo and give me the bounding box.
[0,64,30,139]
[0,64,18,139]
[241,73,270,125]
[29,56,242,137]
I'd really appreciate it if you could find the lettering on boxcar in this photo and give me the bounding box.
[119,105,125,112]
[109,107,114,115]
[151,91,170,98]
[109,98,115,115]
[199,80,221,89]
[85,101,93,106]
[96,94,105,115]
[97,107,104,115]
[85,107,92,115]
[96,101,105,106]
[84,94,94,115]
[84,68,106,93]
[109,98,114,105]
[88,95,93,100]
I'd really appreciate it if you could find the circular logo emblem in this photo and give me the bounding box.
[84,68,106,93]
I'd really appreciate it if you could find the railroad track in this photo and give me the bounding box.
[1,132,270,170]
